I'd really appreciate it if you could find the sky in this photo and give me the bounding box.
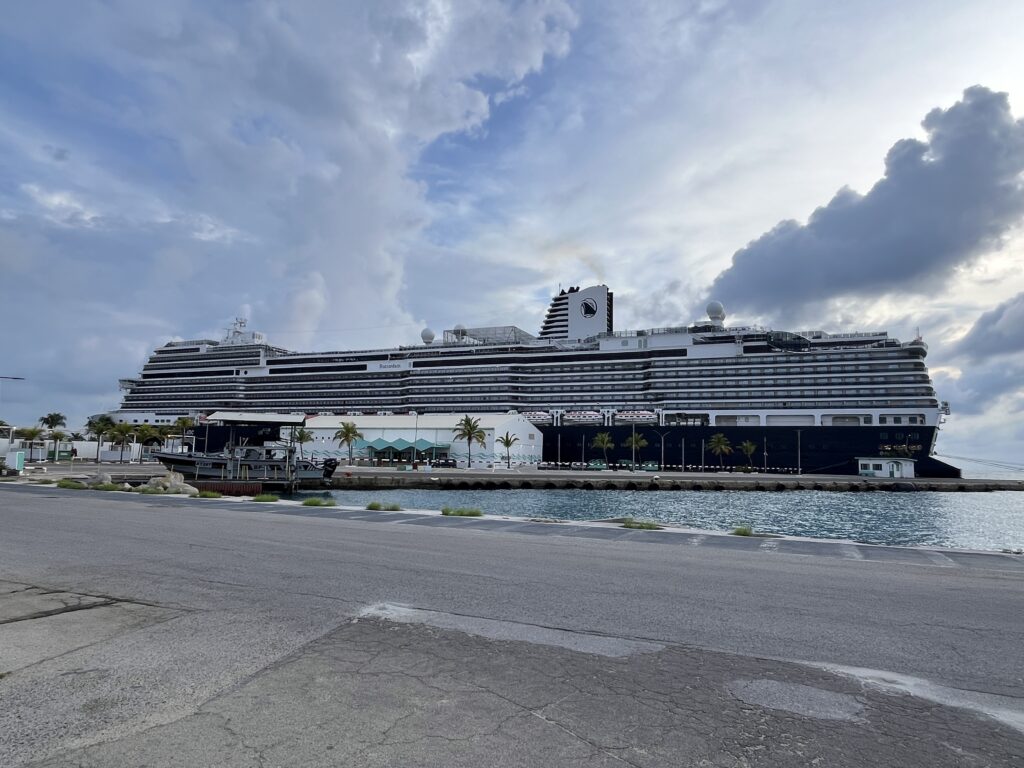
[1,0,1023,468]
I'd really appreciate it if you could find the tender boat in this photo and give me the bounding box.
[152,446,338,483]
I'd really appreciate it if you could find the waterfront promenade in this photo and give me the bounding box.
[9,459,1024,492]
[326,465,1024,492]
[1,483,1023,766]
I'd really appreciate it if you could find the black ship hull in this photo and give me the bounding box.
[538,425,960,478]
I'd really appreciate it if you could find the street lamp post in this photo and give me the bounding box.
[654,429,669,472]
[411,410,418,464]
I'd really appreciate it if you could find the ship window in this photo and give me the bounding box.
[863,415,872,424]
[879,416,887,424]
[859,463,870,470]
[873,463,883,471]
[893,416,902,424]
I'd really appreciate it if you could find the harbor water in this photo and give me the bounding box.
[316,487,1024,551]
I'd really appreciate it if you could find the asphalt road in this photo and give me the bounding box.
[2,483,1023,765]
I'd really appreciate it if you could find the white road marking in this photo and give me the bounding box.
[841,545,865,560]
[759,539,779,553]
[924,550,957,567]
[358,603,664,658]
[688,535,706,546]
[807,662,1024,735]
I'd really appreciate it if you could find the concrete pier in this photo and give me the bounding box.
[326,467,1024,493]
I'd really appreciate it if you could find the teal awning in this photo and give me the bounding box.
[359,438,450,451]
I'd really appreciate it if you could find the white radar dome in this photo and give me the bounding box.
[421,327,435,344]
[706,301,726,323]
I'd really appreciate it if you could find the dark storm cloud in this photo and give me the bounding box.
[953,291,1024,360]
[706,86,1024,317]
[932,358,1024,416]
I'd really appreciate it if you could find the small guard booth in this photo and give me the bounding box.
[856,457,916,478]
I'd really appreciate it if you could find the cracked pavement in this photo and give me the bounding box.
[26,618,1024,767]
[1,484,1023,766]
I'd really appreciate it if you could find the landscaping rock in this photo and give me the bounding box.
[146,472,197,495]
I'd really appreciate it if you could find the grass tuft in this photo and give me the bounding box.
[56,479,88,490]
[621,518,662,530]
[441,506,483,517]
[133,486,165,494]
[198,490,223,499]
[366,501,383,510]
[252,494,279,503]
[732,525,754,536]
[90,482,122,491]
[383,502,402,511]
[302,497,337,507]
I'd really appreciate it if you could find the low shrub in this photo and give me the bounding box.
[732,525,754,536]
[441,506,483,517]
[252,494,279,502]
[133,486,165,494]
[383,502,402,511]
[621,518,662,530]
[198,490,223,499]
[56,479,88,490]
[366,501,383,510]
[302,497,337,507]
[90,482,122,491]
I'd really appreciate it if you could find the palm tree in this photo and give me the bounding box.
[334,422,364,465]
[70,432,84,441]
[49,429,68,462]
[623,431,648,466]
[452,415,486,468]
[590,432,614,465]
[19,426,44,461]
[86,415,116,463]
[106,423,136,464]
[496,431,519,469]
[40,412,66,432]
[40,414,66,460]
[708,433,733,467]
[293,428,314,459]
[739,440,758,468]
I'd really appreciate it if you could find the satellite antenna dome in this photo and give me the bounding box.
[453,323,466,338]
[421,327,435,344]
[706,301,726,323]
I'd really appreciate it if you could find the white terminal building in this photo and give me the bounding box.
[300,413,542,468]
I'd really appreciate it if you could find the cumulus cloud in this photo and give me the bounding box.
[21,184,100,227]
[952,291,1024,361]
[0,0,576,425]
[706,86,1024,318]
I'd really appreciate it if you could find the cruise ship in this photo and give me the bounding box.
[110,284,958,477]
